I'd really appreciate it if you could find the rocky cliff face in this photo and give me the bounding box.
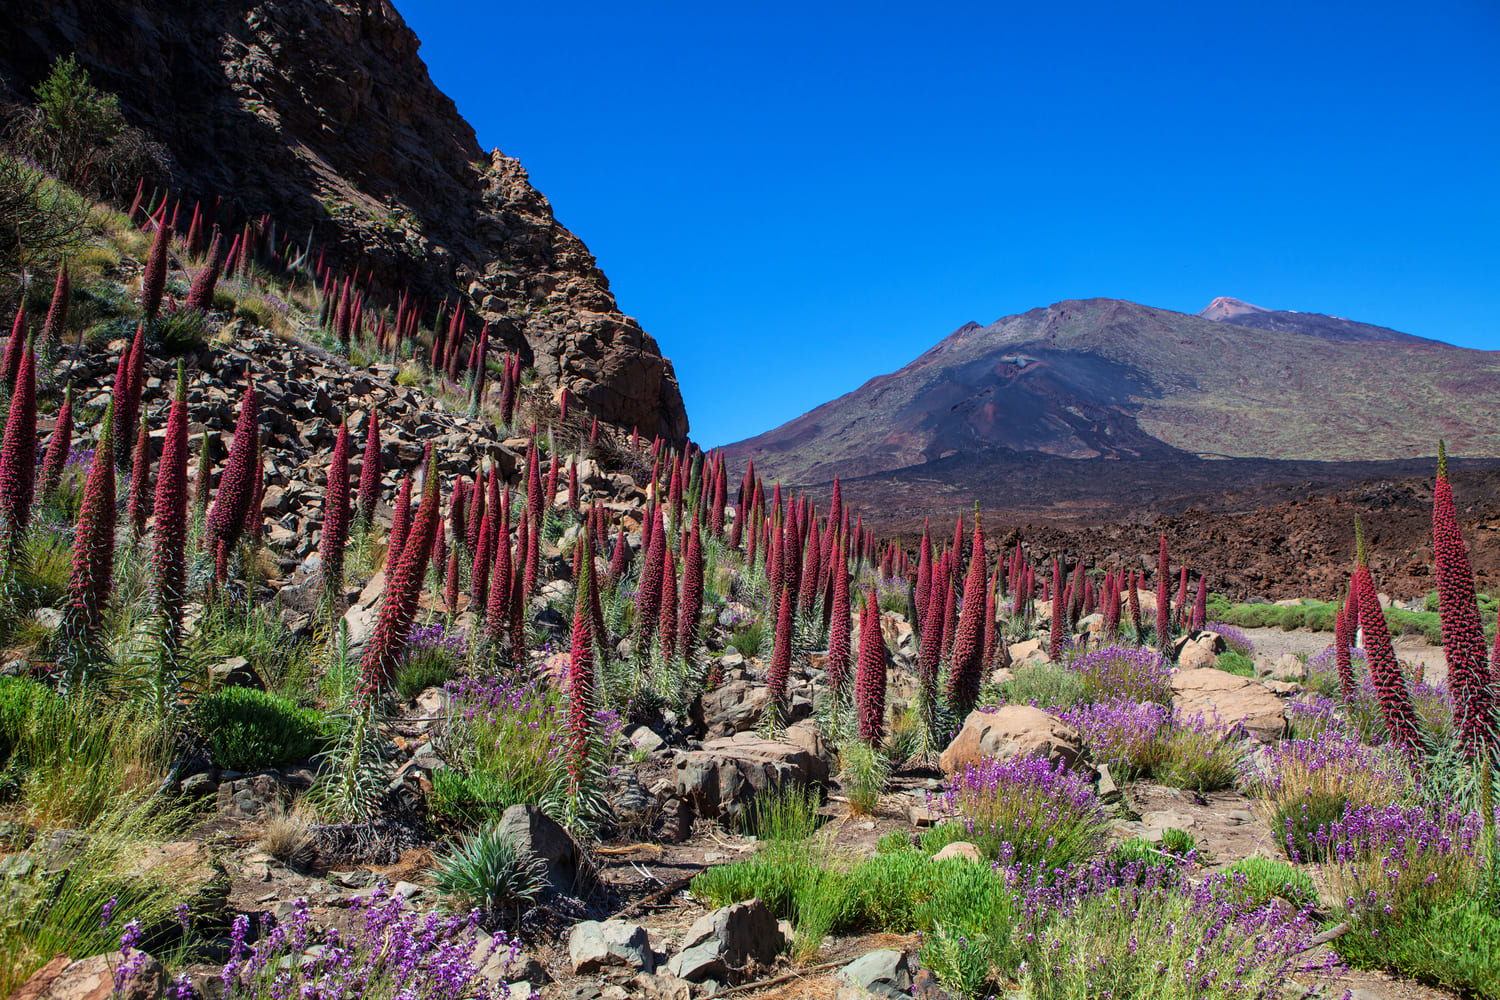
[0,0,688,440]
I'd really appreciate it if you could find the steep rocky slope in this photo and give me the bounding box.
[725,297,1500,486]
[0,0,688,440]
[1198,296,1434,344]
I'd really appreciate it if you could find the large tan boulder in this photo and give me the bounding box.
[1170,670,1285,740]
[675,733,830,822]
[938,706,1084,775]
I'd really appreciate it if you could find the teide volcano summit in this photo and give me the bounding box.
[724,297,1500,490]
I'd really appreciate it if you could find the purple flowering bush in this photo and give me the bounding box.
[1317,801,1496,993]
[1157,710,1245,792]
[1205,621,1255,657]
[1071,644,1171,704]
[926,755,1109,869]
[395,623,468,701]
[1059,698,1172,779]
[219,885,532,999]
[1241,729,1414,861]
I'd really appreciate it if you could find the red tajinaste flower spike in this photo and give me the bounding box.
[1333,582,1357,704]
[918,558,945,715]
[915,523,933,623]
[798,523,821,617]
[445,545,462,614]
[608,527,630,583]
[1352,518,1425,759]
[768,583,794,704]
[508,510,528,654]
[1128,568,1143,639]
[64,399,115,642]
[470,509,492,614]
[567,459,579,514]
[388,472,413,568]
[152,363,188,645]
[679,520,704,658]
[357,410,381,525]
[523,498,541,600]
[184,230,224,313]
[448,477,468,552]
[0,343,36,555]
[127,410,150,538]
[566,531,595,800]
[0,306,23,395]
[525,436,542,526]
[39,385,73,499]
[139,219,173,319]
[828,535,852,696]
[982,573,998,669]
[856,588,887,744]
[487,517,511,641]
[184,202,202,257]
[1049,559,1066,661]
[946,512,987,719]
[193,426,212,521]
[127,178,144,220]
[1156,534,1170,654]
[1432,442,1493,754]
[1190,576,1208,632]
[634,508,667,649]
[1103,569,1121,640]
[1172,565,1189,629]
[485,471,503,555]
[659,546,678,663]
[361,447,441,695]
[41,265,69,352]
[545,451,559,512]
[464,468,485,552]
[207,384,257,582]
[320,418,352,603]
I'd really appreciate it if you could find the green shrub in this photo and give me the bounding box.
[432,823,548,916]
[150,309,207,354]
[1158,716,1243,792]
[994,662,1087,710]
[1270,793,1349,862]
[1214,649,1255,677]
[1158,826,1197,857]
[740,786,822,842]
[728,618,766,658]
[192,687,324,772]
[1277,606,1306,631]
[1219,857,1315,909]
[394,653,455,702]
[0,677,57,768]
[838,738,889,816]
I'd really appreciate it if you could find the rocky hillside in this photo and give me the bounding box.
[0,0,688,440]
[1198,296,1434,344]
[725,297,1500,486]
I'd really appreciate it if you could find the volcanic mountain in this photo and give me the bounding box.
[724,297,1500,499]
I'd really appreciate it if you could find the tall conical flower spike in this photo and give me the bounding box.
[127,410,150,539]
[63,400,115,643]
[1353,517,1426,760]
[207,384,258,582]
[0,344,36,558]
[946,509,986,719]
[152,363,189,648]
[388,472,413,568]
[361,447,441,696]
[855,588,887,744]
[1431,441,1493,755]
[357,410,381,526]
[38,385,73,500]
[139,219,173,319]
[320,419,352,607]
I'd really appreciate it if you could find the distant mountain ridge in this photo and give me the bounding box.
[724,297,1500,488]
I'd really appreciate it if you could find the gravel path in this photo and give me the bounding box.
[1236,626,1449,686]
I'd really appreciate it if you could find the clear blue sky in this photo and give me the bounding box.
[401,1,1500,448]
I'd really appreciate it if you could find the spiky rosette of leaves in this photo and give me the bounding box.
[1353,520,1426,760]
[679,520,704,658]
[63,401,115,643]
[855,590,887,744]
[0,345,36,554]
[320,419,352,604]
[207,384,257,580]
[1155,534,1170,654]
[139,219,172,319]
[183,230,223,313]
[388,473,413,567]
[38,385,72,499]
[361,447,440,696]
[152,364,188,645]
[1431,442,1493,754]
[357,410,381,526]
[41,265,69,353]
[946,513,987,718]
[126,410,150,538]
